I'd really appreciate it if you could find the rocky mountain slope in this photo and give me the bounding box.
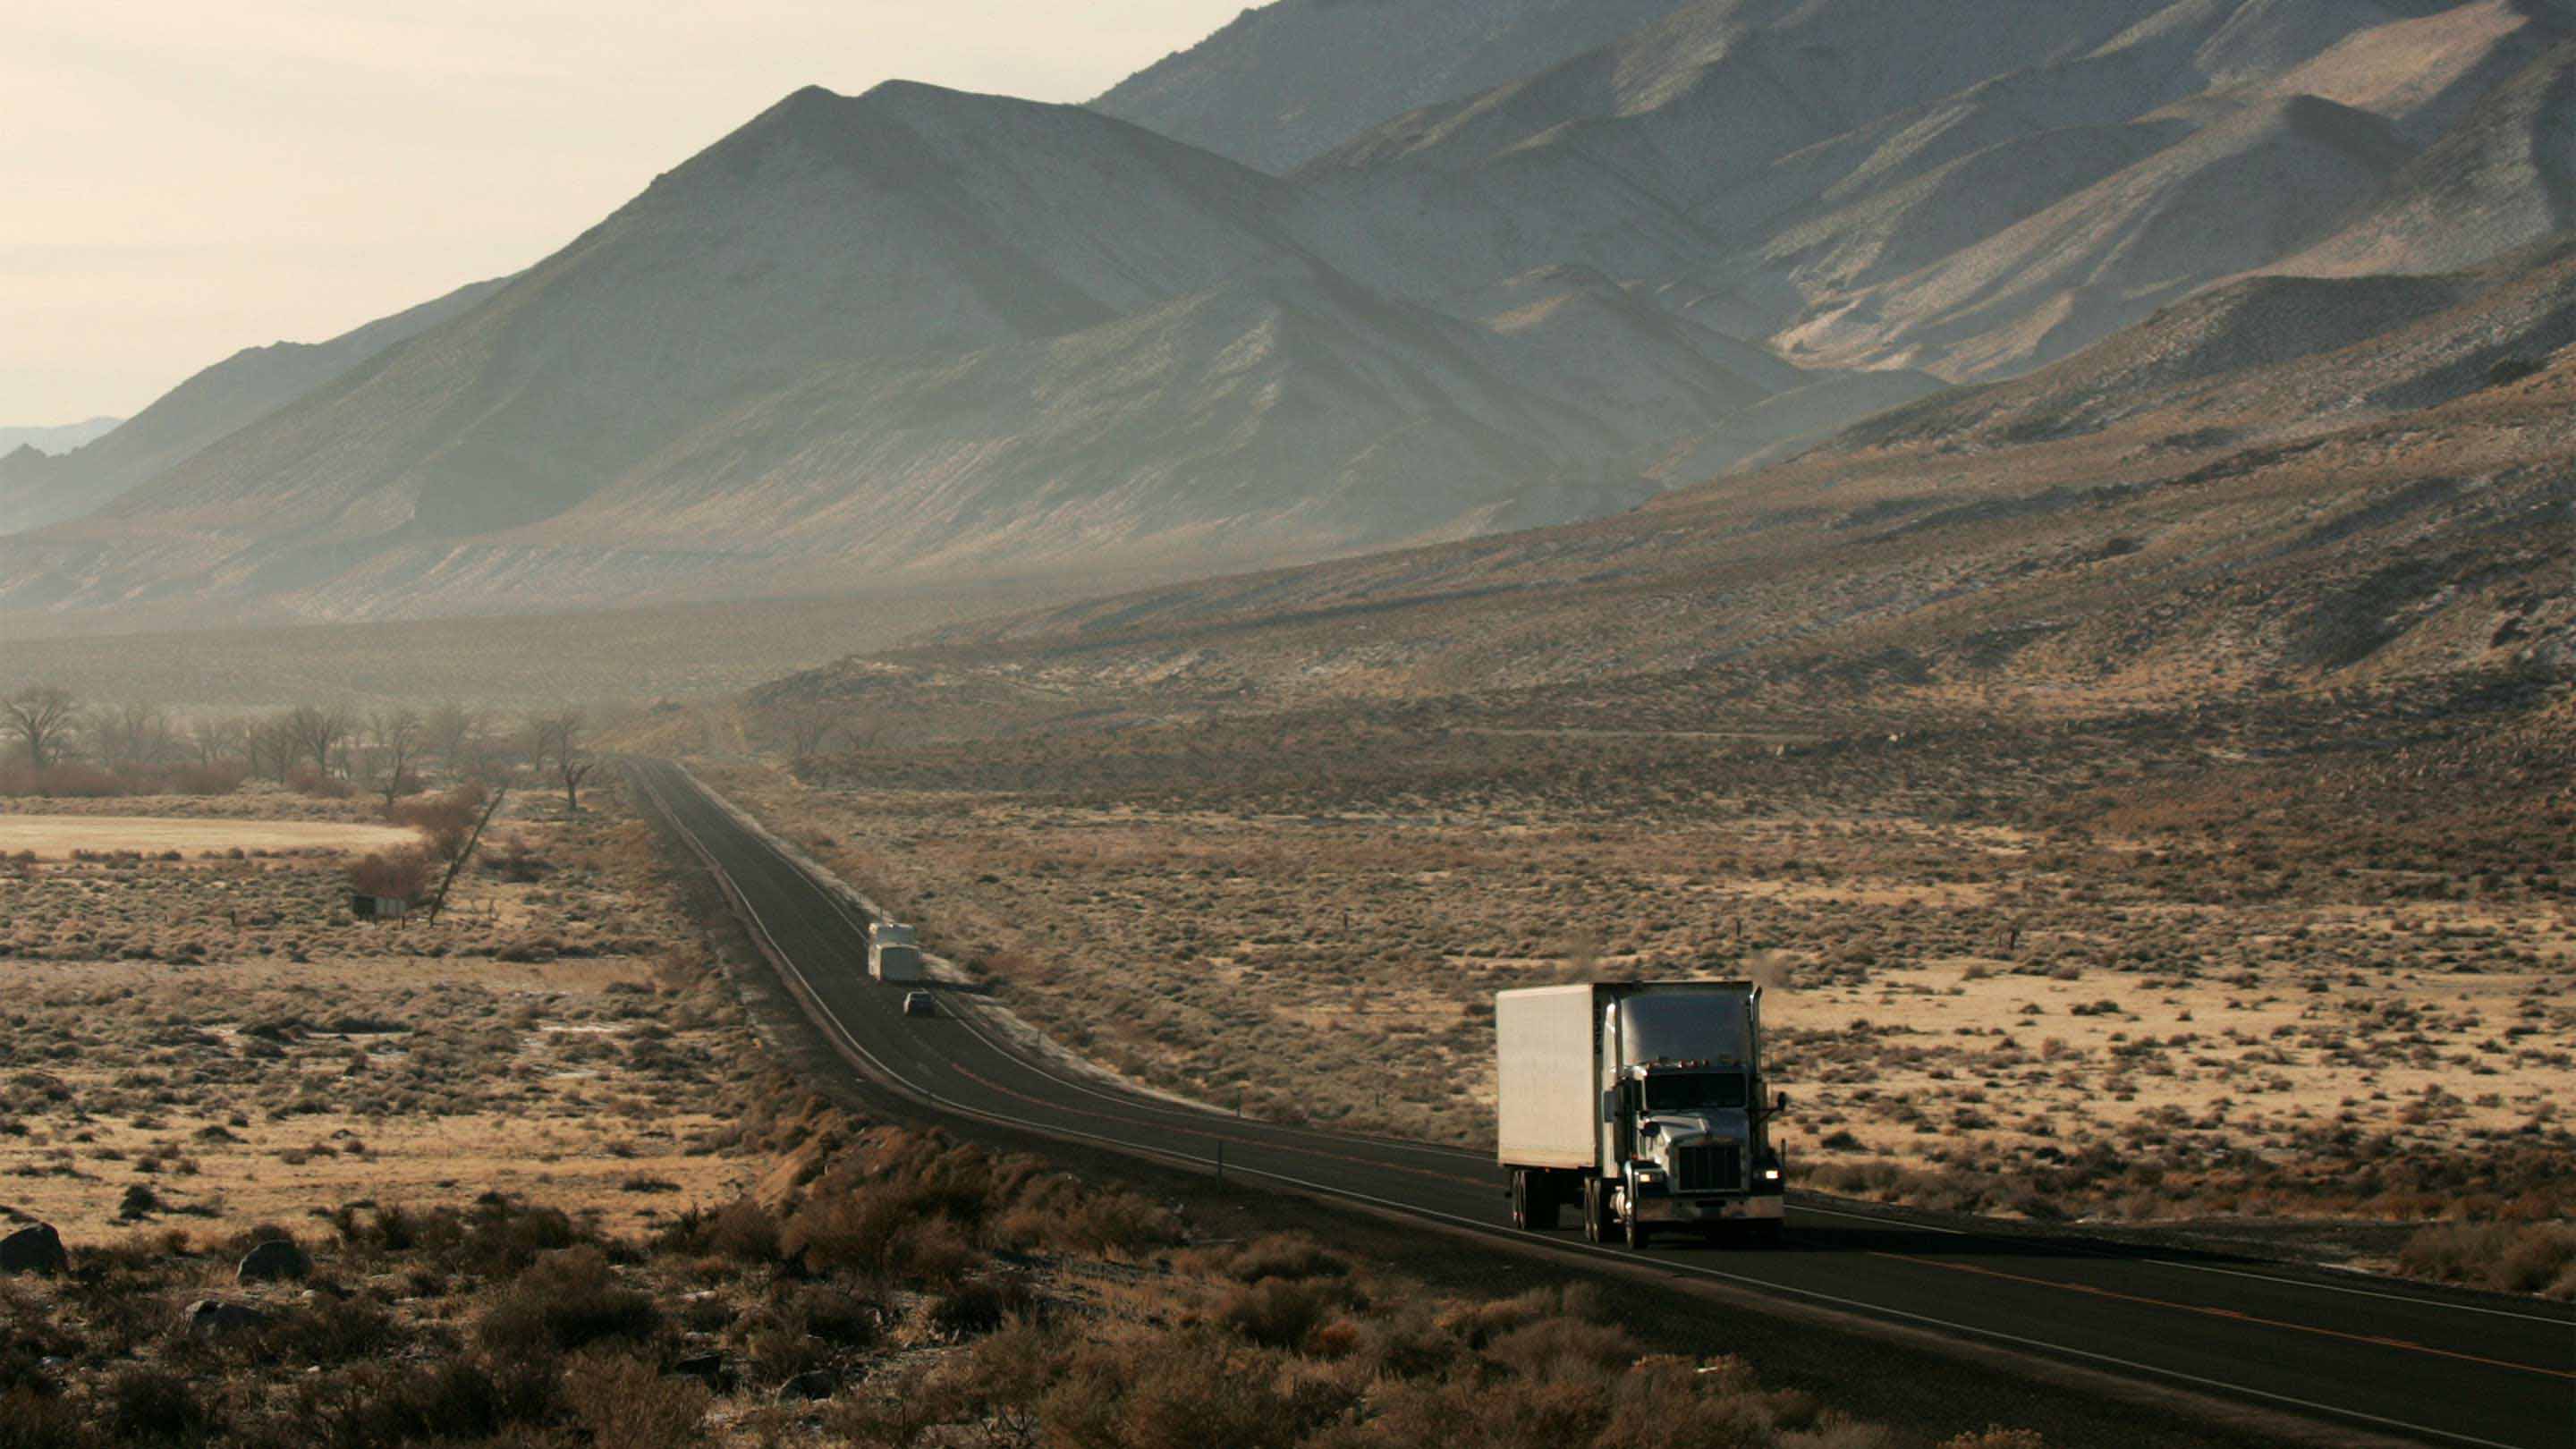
[1091,0,1681,173]
[0,276,506,537]
[0,85,1868,623]
[760,231,2576,732]
[1288,0,2573,376]
[10,0,2572,628]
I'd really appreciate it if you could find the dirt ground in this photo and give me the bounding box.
[0,813,421,858]
[0,786,765,1242]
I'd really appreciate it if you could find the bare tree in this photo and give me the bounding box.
[423,702,485,776]
[282,703,356,779]
[248,716,297,783]
[94,701,177,772]
[189,716,250,767]
[2,685,79,772]
[529,709,597,814]
[366,708,425,808]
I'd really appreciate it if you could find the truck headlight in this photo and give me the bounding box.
[1760,1167,1782,1182]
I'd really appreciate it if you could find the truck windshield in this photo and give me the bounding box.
[1642,1072,1748,1112]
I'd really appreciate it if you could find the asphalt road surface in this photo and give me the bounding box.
[629,758,2575,1449]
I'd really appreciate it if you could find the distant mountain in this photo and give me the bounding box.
[0,275,507,536]
[13,0,2575,629]
[0,84,1842,623]
[0,418,120,456]
[1091,0,1680,173]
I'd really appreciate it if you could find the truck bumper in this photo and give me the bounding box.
[1632,1192,1784,1224]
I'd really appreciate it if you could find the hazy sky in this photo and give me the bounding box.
[6,1,1245,426]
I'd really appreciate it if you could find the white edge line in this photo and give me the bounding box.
[637,763,2564,1449]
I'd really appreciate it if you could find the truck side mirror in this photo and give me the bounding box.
[1772,1092,1792,1115]
[1602,1088,1618,1123]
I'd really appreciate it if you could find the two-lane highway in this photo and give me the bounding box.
[630,758,2575,1449]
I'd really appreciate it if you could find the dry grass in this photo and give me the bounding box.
[0,814,421,858]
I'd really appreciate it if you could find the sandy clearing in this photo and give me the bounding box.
[0,814,421,858]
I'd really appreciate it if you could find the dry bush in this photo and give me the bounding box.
[106,1365,211,1444]
[0,763,131,797]
[2397,1222,2576,1299]
[166,764,248,796]
[386,785,486,859]
[1040,1330,1301,1449]
[1216,1233,1352,1284]
[562,1351,709,1449]
[1217,1276,1342,1351]
[286,767,352,800]
[347,848,432,901]
[476,1246,661,1356]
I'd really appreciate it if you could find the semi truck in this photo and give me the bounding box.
[868,922,926,983]
[1496,981,1787,1249]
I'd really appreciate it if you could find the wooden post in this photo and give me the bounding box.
[424,786,507,926]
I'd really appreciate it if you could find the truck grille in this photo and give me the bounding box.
[1674,1143,1741,1193]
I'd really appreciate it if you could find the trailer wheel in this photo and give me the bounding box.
[1510,1171,1530,1231]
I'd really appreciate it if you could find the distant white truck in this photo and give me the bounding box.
[1496,981,1788,1249]
[867,921,926,983]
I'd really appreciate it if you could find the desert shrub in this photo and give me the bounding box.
[996,1175,1182,1257]
[106,1366,210,1444]
[1482,1314,1639,1382]
[1040,1331,1301,1449]
[490,835,551,882]
[347,848,432,902]
[561,1352,708,1449]
[258,1295,402,1367]
[1217,1276,1339,1351]
[930,1275,1038,1338]
[2397,1221,2576,1298]
[0,764,130,798]
[701,1199,782,1264]
[478,1247,660,1356]
[388,788,484,860]
[0,1385,94,1449]
[1218,1233,1351,1284]
[287,767,352,800]
[248,1360,510,1449]
[165,764,246,796]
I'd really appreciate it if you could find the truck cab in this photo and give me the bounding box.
[1605,1057,1786,1246]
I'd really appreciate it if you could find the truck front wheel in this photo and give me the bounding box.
[1623,1210,1651,1251]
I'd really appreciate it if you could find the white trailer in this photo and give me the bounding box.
[867,921,926,983]
[1496,981,1788,1249]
